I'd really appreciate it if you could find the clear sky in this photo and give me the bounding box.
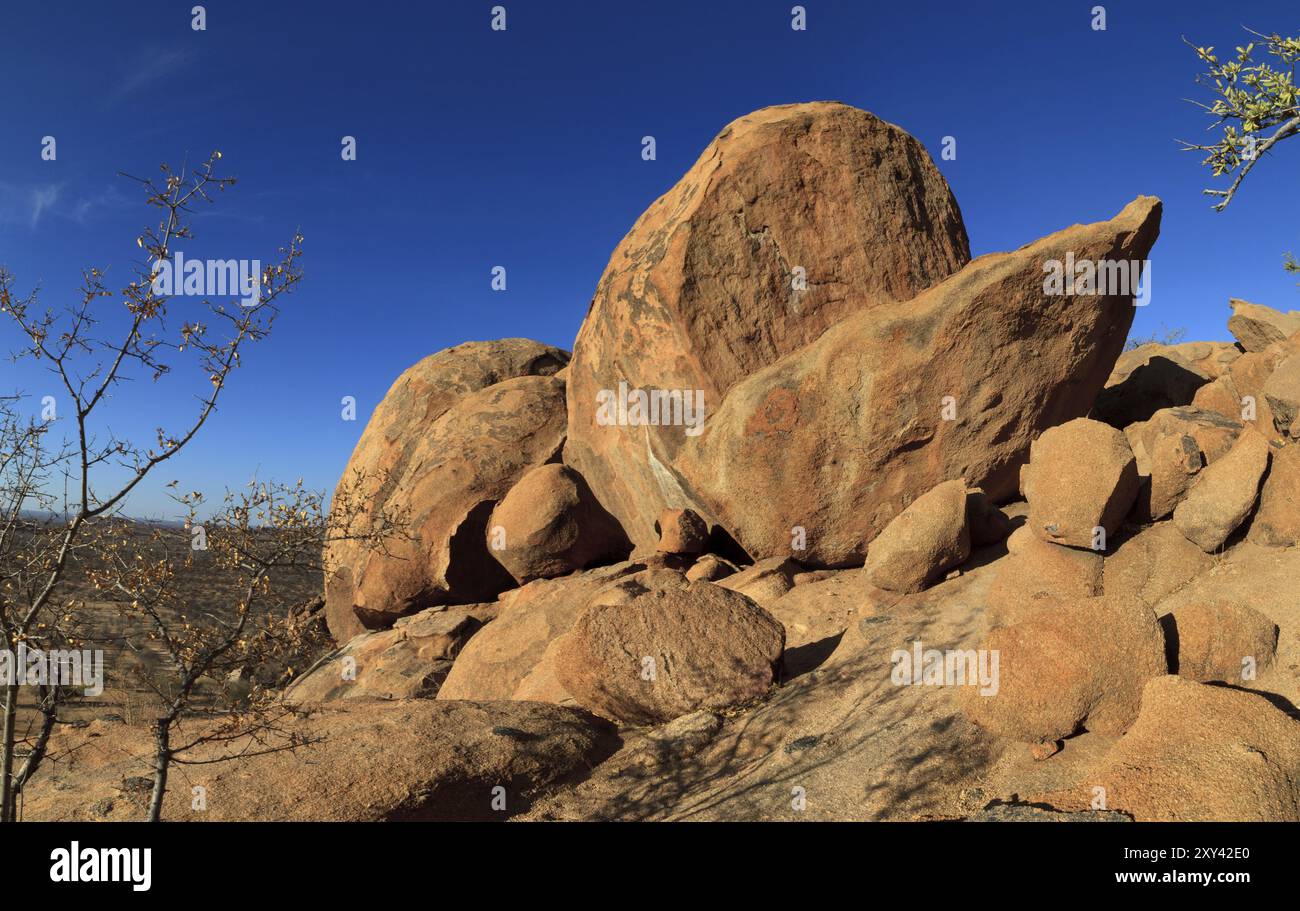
[1,0,1297,518]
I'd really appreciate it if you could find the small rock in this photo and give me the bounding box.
[1172,428,1270,552]
[1021,419,1139,549]
[655,508,710,555]
[714,556,801,606]
[966,487,1013,547]
[684,553,738,582]
[1163,602,1278,684]
[1227,298,1300,353]
[864,479,971,593]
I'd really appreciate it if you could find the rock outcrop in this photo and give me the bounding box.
[672,197,1162,566]
[325,339,570,643]
[565,102,975,556]
[1227,298,1300,352]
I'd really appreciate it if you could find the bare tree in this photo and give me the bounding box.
[0,151,303,820]
[90,477,406,821]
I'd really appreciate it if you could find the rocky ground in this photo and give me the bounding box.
[22,101,1300,822]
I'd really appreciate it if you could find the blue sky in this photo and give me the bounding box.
[1,0,1297,518]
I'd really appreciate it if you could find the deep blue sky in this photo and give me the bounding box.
[1,0,1297,518]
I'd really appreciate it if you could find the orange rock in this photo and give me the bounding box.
[1227,298,1300,352]
[554,582,785,725]
[435,562,647,703]
[655,508,709,555]
[1249,441,1300,546]
[565,102,972,556]
[962,596,1166,744]
[486,464,630,584]
[1163,602,1278,684]
[987,534,1102,628]
[324,340,569,643]
[864,479,971,593]
[1264,353,1300,438]
[1036,675,1300,821]
[1102,522,1212,607]
[1172,428,1271,552]
[1020,418,1140,550]
[674,198,1162,566]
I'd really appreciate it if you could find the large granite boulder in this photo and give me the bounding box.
[565,102,972,555]
[673,197,1161,565]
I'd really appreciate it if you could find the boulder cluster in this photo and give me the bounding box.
[281,102,1300,822]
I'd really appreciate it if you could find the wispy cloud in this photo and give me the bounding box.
[69,184,129,226]
[104,49,194,109]
[27,184,64,228]
[0,181,127,229]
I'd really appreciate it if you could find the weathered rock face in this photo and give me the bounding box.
[1163,602,1278,684]
[1102,522,1212,607]
[1036,675,1300,822]
[670,198,1161,566]
[1249,442,1300,546]
[864,479,971,593]
[1172,428,1271,552]
[29,700,618,822]
[1230,344,1291,439]
[486,464,630,584]
[566,102,972,555]
[283,604,496,705]
[1191,373,1245,422]
[554,582,785,725]
[986,534,1102,628]
[1227,298,1300,352]
[963,596,1166,745]
[325,340,570,644]
[1020,418,1140,549]
[1264,353,1300,438]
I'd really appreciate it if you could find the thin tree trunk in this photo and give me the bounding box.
[14,686,58,802]
[148,717,171,822]
[0,683,18,822]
